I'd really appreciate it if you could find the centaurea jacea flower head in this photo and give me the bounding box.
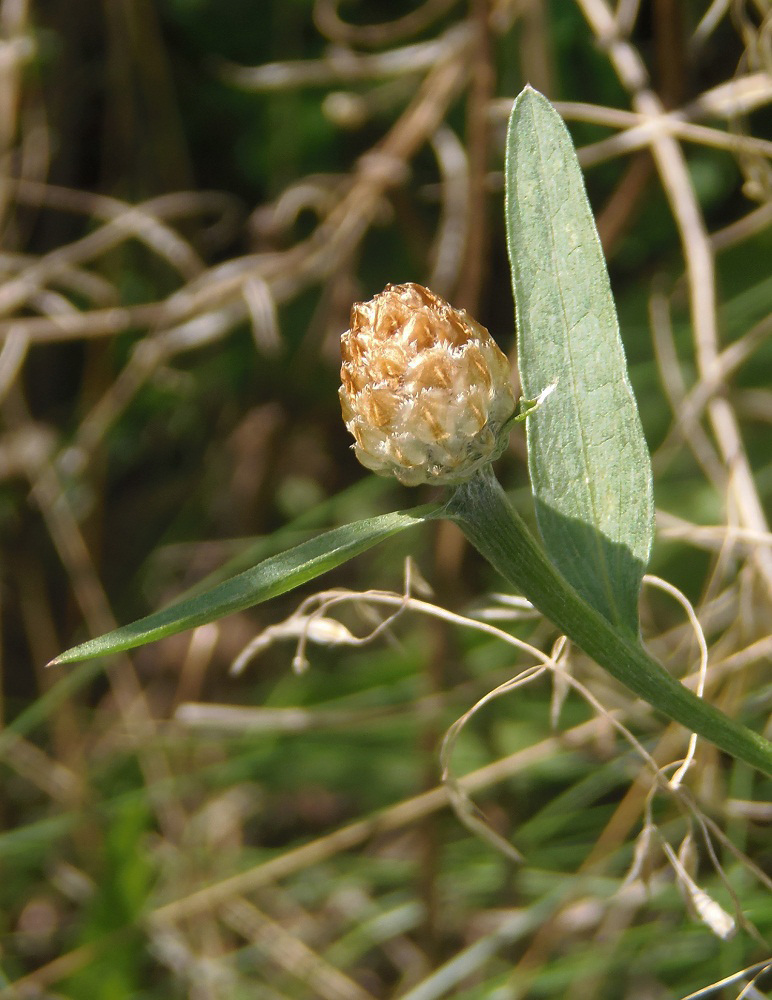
[340,283,516,486]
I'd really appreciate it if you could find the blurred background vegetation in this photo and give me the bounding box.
[1,1,772,997]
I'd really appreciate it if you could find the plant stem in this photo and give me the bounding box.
[446,466,772,777]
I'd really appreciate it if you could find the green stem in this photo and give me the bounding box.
[446,466,772,777]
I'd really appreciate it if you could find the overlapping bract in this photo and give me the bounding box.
[340,283,515,486]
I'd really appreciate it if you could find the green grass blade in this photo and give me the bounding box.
[0,658,105,755]
[505,87,654,634]
[50,503,440,665]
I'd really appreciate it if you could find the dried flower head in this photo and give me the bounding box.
[340,283,516,486]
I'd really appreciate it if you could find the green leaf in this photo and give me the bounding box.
[50,504,440,665]
[505,87,654,634]
[449,468,772,777]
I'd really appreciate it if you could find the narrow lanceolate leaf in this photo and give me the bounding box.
[50,505,440,665]
[505,87,654,634]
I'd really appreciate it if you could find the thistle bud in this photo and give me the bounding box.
[340,283,516,486]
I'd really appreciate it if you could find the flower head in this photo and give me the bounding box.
[340,283,516,486]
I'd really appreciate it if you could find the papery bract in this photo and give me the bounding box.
[340,283,516,486]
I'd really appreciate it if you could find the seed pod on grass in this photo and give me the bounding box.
[340,283,516,486]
